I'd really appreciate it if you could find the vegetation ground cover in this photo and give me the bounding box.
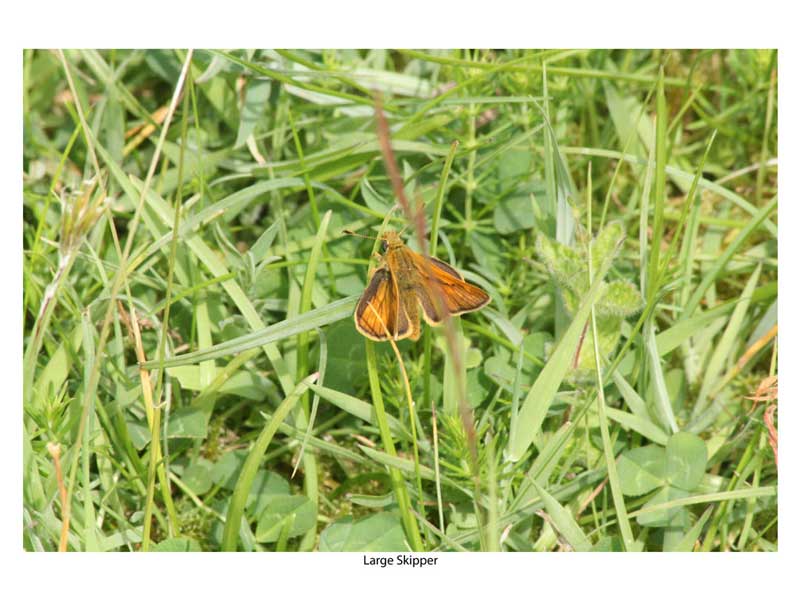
[22,49,777,551]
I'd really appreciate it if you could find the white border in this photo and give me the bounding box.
[4,2,797,599]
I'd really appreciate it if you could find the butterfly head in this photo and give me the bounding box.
[379,230,404,252]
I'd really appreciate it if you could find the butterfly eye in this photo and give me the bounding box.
[381,240,388,252]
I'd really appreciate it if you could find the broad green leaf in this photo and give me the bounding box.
[182,458,214,496]
[617,446,665,496]
[469,230,505,277]
[319,321,372,395]
[465,368,492,408]
[210,453,292,508]
[665,432,707,491]
[152,537,203,552]
[484,355,532,393]
[494,194,537,234]
[498,148,534,180]
[255,495,316,543]
[248,471,292,514]
[167,366,271,401]
[636,486,689,528]
[166,406,209,439]
[319,513,407,552]
[591,536,625,551]
[211,451,246,489]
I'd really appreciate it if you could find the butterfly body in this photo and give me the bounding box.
[354,230,490,341]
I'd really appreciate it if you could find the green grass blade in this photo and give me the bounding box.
[80,312,100,551]
[611,371,650,423]
[364,341,423,551]
[668,507,713,552]
[646,67,668,299]
[684,196,776,317]
[644,320,679,434]
[653,285,778,356]
[513,420,579,511]
[629,486,776,519]
[424,140,459,407]
[140,296,356,369]
[307,383,415,446]
[692,264,762,420]
[562,147,777,237]
[94,141,296,394]
[293,210,331,548]
[606,406,668,445]
[221,373,318,550]
[508,248,618,461]
[528,479,591,551]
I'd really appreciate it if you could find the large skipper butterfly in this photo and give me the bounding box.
[354,230,490,341]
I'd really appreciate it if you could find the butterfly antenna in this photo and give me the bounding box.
[342,229,377,240]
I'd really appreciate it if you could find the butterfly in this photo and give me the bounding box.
[353,230,490,341]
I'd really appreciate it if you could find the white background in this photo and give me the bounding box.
[3,2,795,598]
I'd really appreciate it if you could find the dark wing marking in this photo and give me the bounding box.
[413,283,445,325]
[399,293,421,340]
[427,255,465,280]
[395,290,412,339]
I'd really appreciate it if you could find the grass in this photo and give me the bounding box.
[23,49,777,552]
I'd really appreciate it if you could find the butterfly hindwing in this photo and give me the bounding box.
[414,255,491,322]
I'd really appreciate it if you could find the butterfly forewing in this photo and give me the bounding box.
[354,267,411,341]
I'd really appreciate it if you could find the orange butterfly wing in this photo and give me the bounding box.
[354,267,412,341]
[414,255,490,324]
